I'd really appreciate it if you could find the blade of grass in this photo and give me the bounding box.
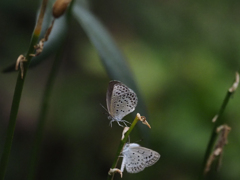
[199,72,239,179]
[27,1,74,179]
[72,4,149,141]
[27,38,64,180]
[0,0,48,179]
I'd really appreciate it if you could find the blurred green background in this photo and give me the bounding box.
[1,0,240,179]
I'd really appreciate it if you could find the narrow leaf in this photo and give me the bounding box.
[73,4,149,141]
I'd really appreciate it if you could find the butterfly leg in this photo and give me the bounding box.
[122,121,128,127]
[109,120,113,127]
[116,121,125,127]
[120,120,131,127]
[122,120,131,124]
[109,119,129,127]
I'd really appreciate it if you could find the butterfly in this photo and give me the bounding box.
[105,80,138,127]
[120,143,160,173]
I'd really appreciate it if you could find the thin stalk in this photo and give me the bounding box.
[0,1,48,179]
[107,115,140,180]
[199,72,239,179]
[27,1,75,179]
[201,92,231,172]
[27,45,63,180]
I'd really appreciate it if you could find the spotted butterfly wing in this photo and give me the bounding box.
[106,80,138,123]
[121,143,160,173]
[123,152,146,173]
[130,146,160,168]
[106,80,119,114]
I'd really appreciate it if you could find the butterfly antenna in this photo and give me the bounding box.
[134,139,143,143]
[99,103,108,113]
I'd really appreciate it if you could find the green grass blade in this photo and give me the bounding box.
[0,0,48,178]
[72,4,149,141]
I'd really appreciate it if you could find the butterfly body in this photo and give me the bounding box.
[106,80,138,127]
[121,143,160,173]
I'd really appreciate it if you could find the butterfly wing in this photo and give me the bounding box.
[106,81,120,114]
[110,82,138,120]
[124,149,146,173]
[122,143,160,173]
[131,146,160,167]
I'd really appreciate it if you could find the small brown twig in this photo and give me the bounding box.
[204,125,231,174]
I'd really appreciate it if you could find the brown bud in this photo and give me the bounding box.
[52,0,72,18]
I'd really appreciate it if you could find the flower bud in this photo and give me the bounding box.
[52,0,72,18]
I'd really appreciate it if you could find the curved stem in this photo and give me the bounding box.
[0,1,48,179]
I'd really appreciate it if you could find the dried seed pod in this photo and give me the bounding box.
[52,0,72,18]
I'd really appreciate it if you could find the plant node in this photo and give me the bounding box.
[15,55,27,79]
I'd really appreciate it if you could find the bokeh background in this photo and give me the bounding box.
[1,0,240,179]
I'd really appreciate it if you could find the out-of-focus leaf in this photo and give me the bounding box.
[73,4,149,142]
[2,7,68,73]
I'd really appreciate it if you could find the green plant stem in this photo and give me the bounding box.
[27,1,75,179]
[199,90,233,179]
[0,1,48,179]
[27,45,63,180]
[107,115,140,180]
[0,40,36,180]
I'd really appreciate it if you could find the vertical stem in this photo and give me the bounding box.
[0,1,48,179]
[199,84,236,179]
[27,47,63,180]
[27,1,74,179]
[0,73,26,180]
[201,92,231,171]
[107,115,139,180]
